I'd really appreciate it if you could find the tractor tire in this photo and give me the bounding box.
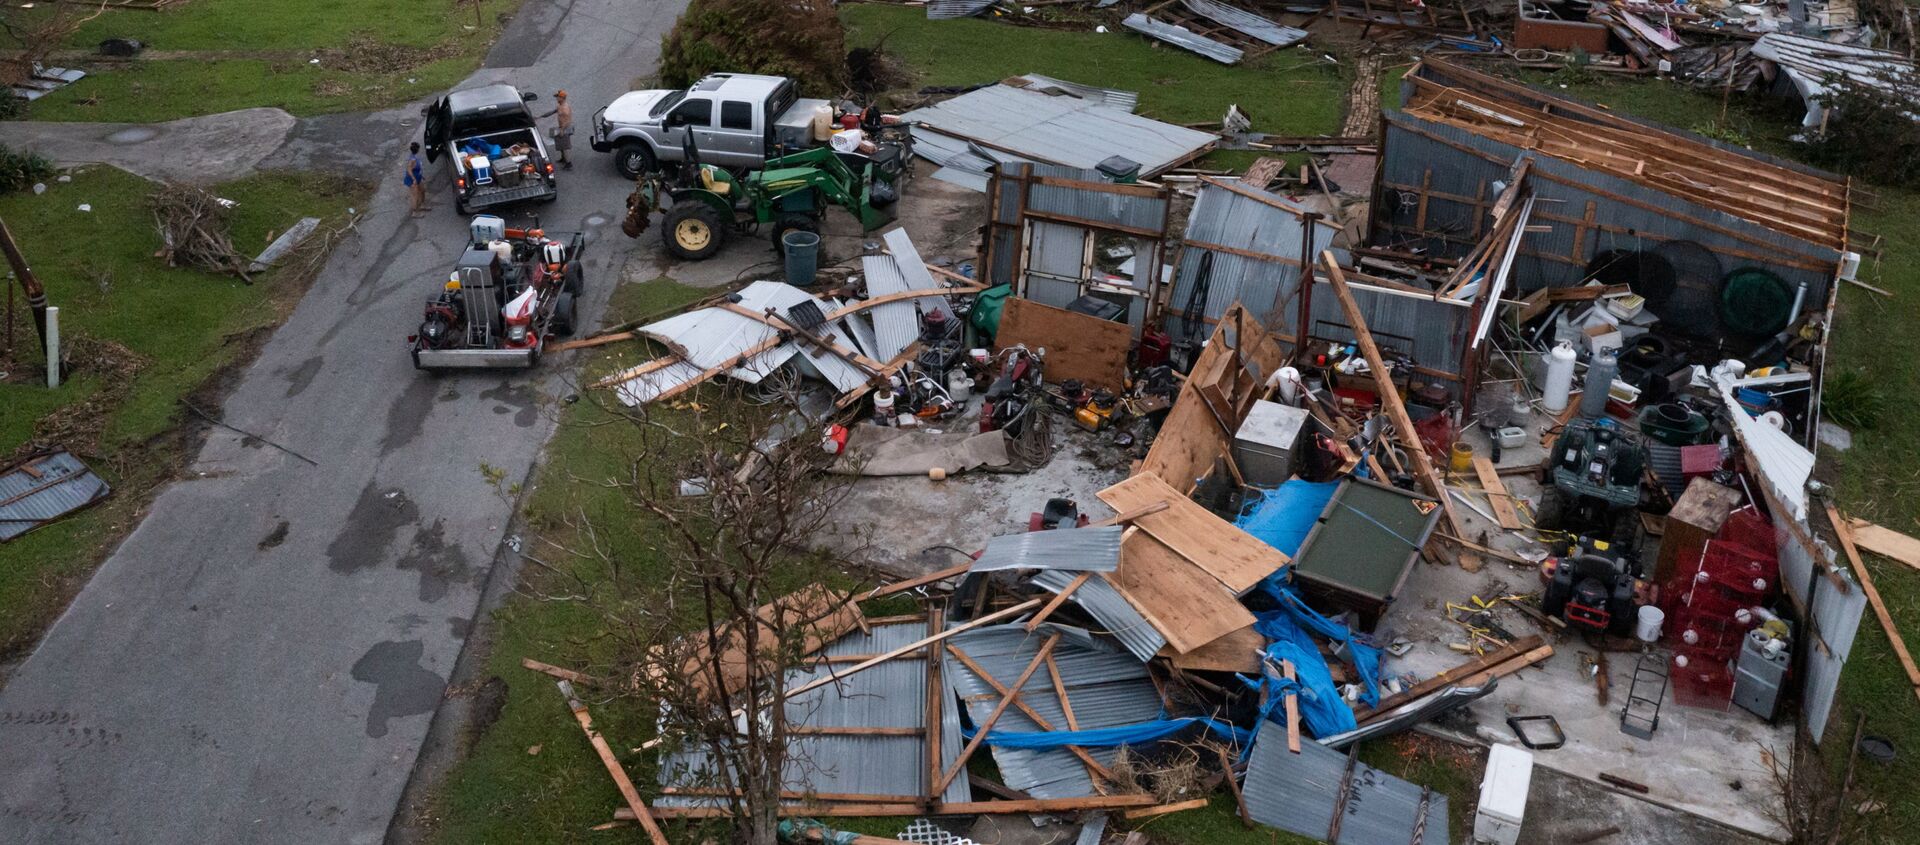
[770,215,819,255]
[563,261,584,295]
[551,292,577,337]
[614,141,656,179]
[662,203,726,260]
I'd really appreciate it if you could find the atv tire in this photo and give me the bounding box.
[770,214,819,255]
[551,292,577,337]
[662,203,726,261]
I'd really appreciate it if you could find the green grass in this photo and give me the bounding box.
[0,165,365,658]
[18,0,523,122]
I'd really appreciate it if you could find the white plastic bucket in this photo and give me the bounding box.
[1636,605,1665,642]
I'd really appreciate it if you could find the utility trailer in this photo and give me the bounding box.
[409,216,585,370]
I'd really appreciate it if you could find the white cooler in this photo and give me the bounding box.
[1474,743,1534,845]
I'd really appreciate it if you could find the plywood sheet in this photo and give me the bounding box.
[995,297,1131,391]
[1097,473,1288,594]
[1104,531,1254,654]
[1159,625,1265,673]
[1138,303,1285,489]
[1848,518,1920,572]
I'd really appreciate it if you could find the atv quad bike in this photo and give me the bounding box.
[622,132,909,260]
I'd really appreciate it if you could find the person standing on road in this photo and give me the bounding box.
[541,90,574,170]
[405,141,430,216]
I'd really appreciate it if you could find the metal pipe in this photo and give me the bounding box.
[45,305,59,388]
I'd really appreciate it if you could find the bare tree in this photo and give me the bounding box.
[0,2,109,90]
[523,376,875,844]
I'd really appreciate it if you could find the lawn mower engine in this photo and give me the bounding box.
[1540,536,1641,637]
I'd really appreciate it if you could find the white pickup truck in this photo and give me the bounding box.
[589,73,832,178]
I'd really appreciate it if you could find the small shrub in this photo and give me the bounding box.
[1690,119,1753,149]
[0,143,53,195]
[1822,369,1884,431]
[658,0,847,95]
[1801,70,1920,185]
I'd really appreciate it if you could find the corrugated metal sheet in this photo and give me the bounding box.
[637,281,870,394]
[926,0,995,19]
[658,620,972,806]
[1243,729,1450,845]
[1778,516,1864,743]
[944,624,1163,799]
[1029,570,1165,661]
[883,228,956,320]
[1165,180,1342,339]
[0,451,109,541]
[1306,280,1472,379]
[861,254,921,362]
[614,358,708,408]
[902,85,1216,177]
[1375,111,1837,307]
[971,526,1123,573]
[1010,74,1139,112]
[1181,0,1308,47]
[1027,164,1169,234]
[1075,813,1108,845]
[1751,34,1914,130]
[1122,13,1244,64]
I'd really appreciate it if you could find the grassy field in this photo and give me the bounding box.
[1533,70,1920,843]
[15,0,523,122]
[0,164,365,659]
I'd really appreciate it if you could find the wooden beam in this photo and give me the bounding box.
[1829,506,1920,703]
[1353,636,1546,722]
[933,635,1061,795]
[925,607,944,805]
[1216,745,1253,829]
[1121,797,1211,819]
[1846,518,1920,572]
[1320,251,1464,541]
[559,681,669,845]
[1282,660,1302,753]
[521,658,593,685]
[546,330,641,353]
[945,643,1115,782]
[1024,571,1092,633]
[718,301,885,372]
[863,562,971,600]
[1471,455,1524,530]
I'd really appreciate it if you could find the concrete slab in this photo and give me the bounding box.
[1374,416,1792,841]
[0,107,298,184]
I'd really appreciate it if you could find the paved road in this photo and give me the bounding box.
[0,1,689,842]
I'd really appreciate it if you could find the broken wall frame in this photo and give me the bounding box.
[1163,177,1346,358]
[984,163,1173,338]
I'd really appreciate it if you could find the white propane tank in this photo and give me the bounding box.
[946,369,973,402]
[1543,341,1577,414]
[1271,366,1302,404]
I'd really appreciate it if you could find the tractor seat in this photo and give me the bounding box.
[699,168,731,196]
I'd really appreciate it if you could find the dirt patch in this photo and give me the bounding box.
[6,335,149,466]
[312,35,463,76]
[458,676,509,747]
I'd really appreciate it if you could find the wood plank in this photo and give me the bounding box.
[1847,518,1920,572]
[863,562,971,600]
[1471,455,1524,530]
[1159,625,1264,673]
[546,330,641,352]
[1282,660,1301,753]
[1096,473,1289,594]
[1024,571,1093,633]
[560,682,670,845]
[944,644,1115,782]
[995,297,1131,390]
[1353,636,1545,722]
[925,608,944,803]
[934,635,1060,795]
[1321,253,1464,541]
[1139,303,1285,488]
[1829,507,1920,702]
[1121,797,1211,819]
[521,658,594,685]
[1216,745,1253,829]
[1104,532,1257,654]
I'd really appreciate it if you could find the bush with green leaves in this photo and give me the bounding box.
[658,0,846,96]
[0,143,52,195]
[1822,368,1885,431]
[1802,70,1920,185]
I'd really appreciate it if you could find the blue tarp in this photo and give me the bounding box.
[1236,580,1383,741]
[1236,480,1338,557]
[964,716,1251,749]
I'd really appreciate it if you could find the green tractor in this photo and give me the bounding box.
[622,133,909,260]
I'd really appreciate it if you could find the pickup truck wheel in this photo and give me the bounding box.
[770,215,819,255]
[550,292,577,337]
[614,142,655,179]
[662,203,726,260]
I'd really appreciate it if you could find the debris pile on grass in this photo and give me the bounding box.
[149,183,252,283]
[9,335,148,464]
[659,0,847,94]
